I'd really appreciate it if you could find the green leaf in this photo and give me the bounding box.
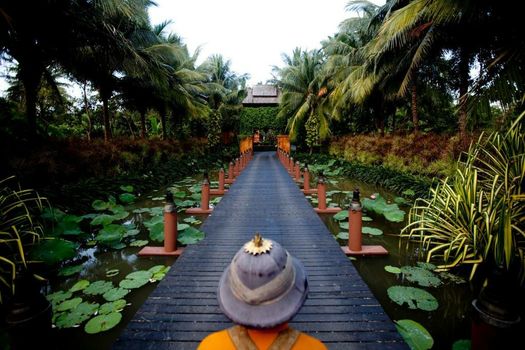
[56,297,83,312]
[177,227,205,245]
[106,269,120,277]
[92,200,110,211]
[120,185,134,193]
[31,238,78,265]
[452,339,471,350]
[339,222,349,230]
[362,216,373,222]
[103,288,130,302]
[124,229,140,237]
[333,210,349,221]
[395,319,434,350]
[46,291,72,304]
[84,312,122,334]
[401,266,442,287]
[439,272,466,284]
[55,310,91,328]
[90,214,117,226]
[98,300,126,314]
[402,189,415,197]
[174,191,186,199]
[59,264,84,277]
[75,302,99,316]
[96,225,125,245]
[119,270,153,289]
[183,216,201,225]
[416,262,437,271]
[336,231,349,240]
[119,193,136,204]
[83,280,114,296]
[177,223,190,231]
[130,240,148,247]
[143,215,163,227]
[148,222,164,242]
[148,265,170,282]
[70,280,90,292]
[384,265,402,274]
[362,226,383,236]
[387,286,438,311]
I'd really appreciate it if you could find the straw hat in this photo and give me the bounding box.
[217,234,308,328]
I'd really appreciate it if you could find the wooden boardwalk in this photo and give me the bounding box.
[113,152,407,350]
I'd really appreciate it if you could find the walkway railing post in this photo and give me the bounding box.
[289,157,294,174]
[138,192,184,256]
[294,161,301,181]
[225,161,235,184]
[341,189,388,256]
[317,175,327,210]
[210,168,228,195]
[186,174,213,215]
[302,165,317,194]
[234,158,240,177]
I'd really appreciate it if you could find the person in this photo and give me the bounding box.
[198,233,327,350]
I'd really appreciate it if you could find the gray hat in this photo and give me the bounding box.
[217,234,308,328]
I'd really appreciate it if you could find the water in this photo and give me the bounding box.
[318,177,474,349]
[48,171,473,349]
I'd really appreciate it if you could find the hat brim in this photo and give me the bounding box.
[217,257,308,329]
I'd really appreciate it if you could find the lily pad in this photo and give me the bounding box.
[70,280,90,292]
[401,266,442,287]
[90,214,117,226]
[148,265,170,281]
[387,286,438,311]
[394,197,408,205]
[174,191,187,199]
[110,242,127,250]
[362,194,405,222]
[103,288,130,302]
[416,262,437,271]
[183,217,201,225]
[124,229,140,238]
[59,264,84,277]
[31,238,78,265]
[119,193,136,204]
[177,223,190,231]
[148,222,164,242]
[362,216,373,222]
[178,227,205,245]
[130,240,148,247]
[98,299,127,314]
[75,301,99,316]
[92,200,110,211]
[47,291,72,304]
[440,272,466,284]
[96,225,125,245]
[395,319,434,350]
[120,185,134,193]
[452,339,471,350]
[119,270,152,289]
[384,265,402,274]
[56,297,83,312]
[144,215,163,227]
[362,226,383,236]
[336,231,349,240]
[339,222,349,230]
[132,208,150,214]
[84,312,122,334]
[83,280,114,296]
[333,211,349,221]
[55,310,92,328]
[106,269,120,277]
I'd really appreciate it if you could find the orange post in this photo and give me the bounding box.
[138,192,184,256]
[210,168,228,195]
[294,161,301,181]
[341,189,388,256]
[302,166,317,194]
[314,174,342,214]
[234,158,240,176]
[186,176,213,215]
[225,161,235,184]
[288,157,294,174]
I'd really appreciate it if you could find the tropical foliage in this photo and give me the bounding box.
[401,112,525,281]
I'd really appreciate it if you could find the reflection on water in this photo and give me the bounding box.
[319,177,473,349]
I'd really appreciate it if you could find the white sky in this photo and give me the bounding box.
[148,0,369,86]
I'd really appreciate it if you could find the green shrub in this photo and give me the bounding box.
[239,107,285,134]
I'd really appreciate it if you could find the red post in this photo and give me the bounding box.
[218,168,225,191]
[303,167,311,191]
[234,158,240,176]
[294,161,301,181]
[317,177,327,210]
[201,177,210,210]
[164,193,177,252]
[228,161,234,179]
[349,191,362,252]
[289,157,294,173]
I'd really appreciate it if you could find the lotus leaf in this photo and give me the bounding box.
[103,288,130,302]
[41,207,66,221]
[46,291,72,304]
[92,200,110,211]
[387,286,438,311]
[124,229,140,237]
[96,225,125,245]
[106,269,119,277]
[130,240,148,247]
[362,216,373,222]
[144,216,163,227]
[56,297,83,312]
[119,193,136,204]
[362,194,405,222]
[132,208,150,214]
[177,227,204,245]
[439,272,466,284]
[333,211,349,221]
[119,270,152,289]
[120,185,134,193]
[98,299,127,314]
[75,302,99,316]
[151,197,165,201]
[394,197,408,205]
[339,222,349,230]
[59,264,84,277]
[384,208,405,222]
[452,340,471,350]
[90,214,117,226]
[190,193,201,201]
[55,214,83,236]
[177,200,196,208]
[149,265,170,281]
[362,227,383,236]
[84,312,122,334]
[188,184,201,193]
[110,242,127,250]
[70,280,90,292]
[148,222,164,242]
[83,280,114,296]
[336,232,349,240]
[183,217,201,224]
[416,262,437,271]
[176,223,189,231]
[81,213,98,219]
[31,238,78,265]
[402,189,416,197]
[384,266,402,274]
[395,319,434,350]
[109,209,129,220]
[401,266,442,287]
[55,311,91,328]
[148,207,163,216]
[174,191,187,199]
[210,197,222,205]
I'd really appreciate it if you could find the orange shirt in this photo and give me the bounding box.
[197,324,327,350]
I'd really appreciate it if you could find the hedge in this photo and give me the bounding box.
[239,107,285,134]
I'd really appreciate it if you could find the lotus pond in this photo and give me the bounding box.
[41,163,473,350]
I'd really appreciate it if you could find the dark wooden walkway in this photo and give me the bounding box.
[114,152,407,350]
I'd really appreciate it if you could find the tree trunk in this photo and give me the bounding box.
[82,82,92,141]
[19,65,41,134]
[140,110,147,139]
[411,83,419,134]
[101,95,112,142]
[458,48,470,145]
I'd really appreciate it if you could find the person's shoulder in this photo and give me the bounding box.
[197,329,236,350]
[295,332,328,350]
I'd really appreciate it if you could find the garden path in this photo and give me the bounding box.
[113,151,407,350]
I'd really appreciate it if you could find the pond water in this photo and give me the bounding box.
[46,170,473,350]
[316,177,474,349]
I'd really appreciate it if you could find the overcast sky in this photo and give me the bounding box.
[148,0,374,86]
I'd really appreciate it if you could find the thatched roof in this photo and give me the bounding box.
[242,84,281,106]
